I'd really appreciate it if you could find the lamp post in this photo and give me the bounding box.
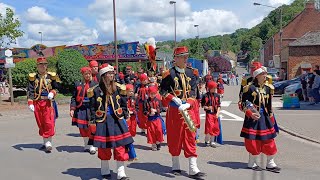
[169,1,177,47]
[113,0,118,73]
[194,24,200,58]
[253,2,283,60]
[38,31,42,44]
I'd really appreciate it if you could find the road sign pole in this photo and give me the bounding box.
[8,68,14,105]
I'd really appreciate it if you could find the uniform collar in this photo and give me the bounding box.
[174,66,185,73]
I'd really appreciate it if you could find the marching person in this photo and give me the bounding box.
[201,81,221,148]
[160,46,205,179]
[27,57,59,153]
[89,64,133,180]
[240,64,281,173]
[217,77,224,98]
[70,66,97,154]
[135,73,149,135]
[126,84,138,137]
[143,86,164,151]
[89,60,100,82]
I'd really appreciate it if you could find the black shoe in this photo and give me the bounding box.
[189,172,206,179]
[120,177,130,180]
[102,174,111,179]
[156,144,161,150]
[251,166,264,171]
[205,142,210,147]
[266,166,281,173]
[84,149,90,153]
[172,170,182,176]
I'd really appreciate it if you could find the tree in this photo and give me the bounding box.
[11,58,36,88]
[57,49,88,93]
[0,8,23,47]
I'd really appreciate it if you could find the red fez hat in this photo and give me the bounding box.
[148,86,158,94]
[80,66,92,74]
[99,63,109,70]
[89,60,98,68]
[37,57,48,64]
[139,73,148,81]
[126,84,134,90]
[252,63,267,78]
[207,81,217,89]
[174,46,189,57]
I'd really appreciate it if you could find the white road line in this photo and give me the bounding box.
[200,110,244,122]
[272,101,282,108]
[221,101,232,107]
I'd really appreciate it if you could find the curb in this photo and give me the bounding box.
[278,124,320,144]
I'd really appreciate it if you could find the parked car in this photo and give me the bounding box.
[284,82,303,100]
[274,77,301,95]
[268,72,280,82]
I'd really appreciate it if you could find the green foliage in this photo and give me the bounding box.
[0,8,24,47]
[155,0,305,61]
[57,49,88,91]
[47,56,58,72]
[116,61,147,73]
[12,58,36,88]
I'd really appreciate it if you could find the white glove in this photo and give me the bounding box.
[48,92,54,100]
[172,97,182,106]
[178,103,190,111]
[29,104,35,112]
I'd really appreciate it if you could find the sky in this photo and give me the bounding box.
[0,0,294,48]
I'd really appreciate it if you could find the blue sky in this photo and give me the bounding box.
[0,0,294,47]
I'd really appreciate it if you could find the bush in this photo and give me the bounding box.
[47,56,58,72]
[57,49,88,93]
[118,61,147,74]
[12,58,37,88]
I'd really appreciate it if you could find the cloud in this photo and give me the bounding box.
[246,16,264,28]
[268,0,294,6]
[25,6,54,23]
[0,3,15,15]
[91,0,241,43]
[15,7,99,47]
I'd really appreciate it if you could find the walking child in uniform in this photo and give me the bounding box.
[201,81,221,148]
[144,86,164,151]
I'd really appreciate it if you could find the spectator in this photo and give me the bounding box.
[236,74,239,85]
[300,73,308,102]
[307,72,315,105]
[312,68,320,104]
[0,74,7,95]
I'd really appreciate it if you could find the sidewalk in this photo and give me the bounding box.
[274,99,320,144]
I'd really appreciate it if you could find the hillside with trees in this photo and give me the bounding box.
[156,0,305,63]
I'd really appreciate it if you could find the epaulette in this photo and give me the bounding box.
[162,70,170,79]
[243,82,252,93]
[265,82,275,95]
[87,84,99,98]
[47,72,57,80]
[116,83,127,95]
[28,73,36,81]
[241,78,247,86]
[266,75,273,84]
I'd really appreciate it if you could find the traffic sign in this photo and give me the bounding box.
[5,57,13,64]
[5,49,12,57]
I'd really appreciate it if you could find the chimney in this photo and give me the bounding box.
[305,0,315,10]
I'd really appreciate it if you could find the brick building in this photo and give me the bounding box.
[262,0,320,79]
[288,31,320,79]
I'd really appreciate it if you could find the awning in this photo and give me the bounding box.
[301,63,312,69]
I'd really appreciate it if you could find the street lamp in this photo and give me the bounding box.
[169,1,177,47]
[38,31,42,44]
[194,24,200,57]
[253,2,283,53]
[113,0,118,73]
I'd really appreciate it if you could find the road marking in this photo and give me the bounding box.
[272,101,282,108]
[200,110,244,122]
[221,101,232,107]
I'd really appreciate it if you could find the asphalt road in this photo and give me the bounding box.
[1,75,320,180]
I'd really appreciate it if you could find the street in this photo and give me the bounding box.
[1,81,320,180]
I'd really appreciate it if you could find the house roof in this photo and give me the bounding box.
[289,31,320,46]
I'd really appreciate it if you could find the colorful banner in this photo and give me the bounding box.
[0,42,146,63]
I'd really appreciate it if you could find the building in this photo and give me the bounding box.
[262,0,320,79]
[287,31,320,79]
